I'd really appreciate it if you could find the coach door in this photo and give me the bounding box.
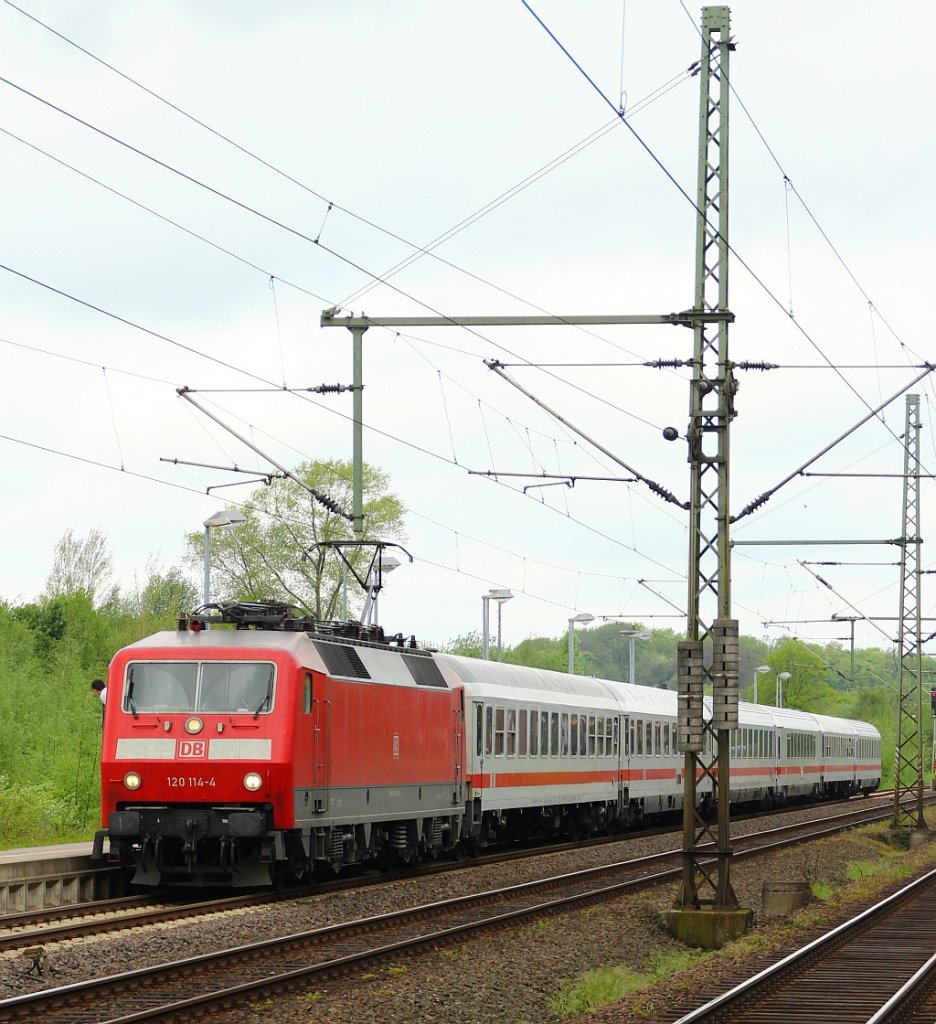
[619,715,629,819]
[472,701,485,794]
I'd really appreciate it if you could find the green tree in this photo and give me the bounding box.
[505,636,570,672]
[44,528,114,606]
[444,631,483,657]
[187,459,406,618]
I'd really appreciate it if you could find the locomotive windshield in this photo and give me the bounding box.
[124,662,275,715]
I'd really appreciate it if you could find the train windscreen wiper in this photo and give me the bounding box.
[126,667,139,720]
[253,668,274,719]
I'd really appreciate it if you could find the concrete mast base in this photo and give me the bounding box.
[661,906,753,950]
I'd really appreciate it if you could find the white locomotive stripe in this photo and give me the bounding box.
[115,738,176,759]
[208,738,272,760]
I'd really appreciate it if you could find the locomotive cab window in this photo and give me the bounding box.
[124,662,275,715]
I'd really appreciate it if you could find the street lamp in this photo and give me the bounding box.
[481,589,513,661]
[619,629,651,686]
[753,664,771,704]
[203,508,247,623]
[776,671,792,708]
[567,612,595,673]
[363,554,401,626]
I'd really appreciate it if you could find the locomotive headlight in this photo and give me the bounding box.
[184,717,204,735]
[123,771,142,791]
[243,772,263,792]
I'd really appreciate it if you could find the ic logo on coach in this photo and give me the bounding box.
[177,739,208,759]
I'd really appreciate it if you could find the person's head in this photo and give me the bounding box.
[90,679,105,693]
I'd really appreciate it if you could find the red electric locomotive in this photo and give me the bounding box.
[95,603,464,886]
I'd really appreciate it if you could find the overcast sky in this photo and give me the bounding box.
[1,1,933,657]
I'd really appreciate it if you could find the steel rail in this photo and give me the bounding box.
[0,802,914,1024]
[0,794,901,953]
[671,867,936,1024]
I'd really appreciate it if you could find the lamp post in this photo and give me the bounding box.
[203,508,247,626]
[567,612,595,673]
[481,589,513,661]
[619,629,651,686]
[753,664,771,704]
[776,671,792,708]
[366,554,400,626]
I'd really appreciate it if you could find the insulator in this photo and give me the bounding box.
[309,383,350,394]
[645,358,690,369]
[736,361,779,371]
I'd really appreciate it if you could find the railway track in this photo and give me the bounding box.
[0,800,916,1024]
[0,795,903,953]
[670,866,936,1024]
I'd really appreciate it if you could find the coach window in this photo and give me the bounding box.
[560,713,570,756]
[635,720,643,755]
[485,706,493,756]
[645,720,653,756]
[578,714,587,756]
[303,673,313,714]
[662,722,670,756]
[570,713,579,756]
[612,718,619,756]
[519,709,528,756]
[587,716,596,756]
[495,707,505,756]
[529,709,539,756]
[605,718,614,757]
[550,712,559,756]
[597,716,605,757]
[654,721,661,756]
[540,711,550,756]
[506,708,517,756]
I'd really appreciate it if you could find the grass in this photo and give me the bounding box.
[845,857,890,881]
[520,919,553,939]
[549,951,710,1019]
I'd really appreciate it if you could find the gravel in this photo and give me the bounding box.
[0,798,926,1024]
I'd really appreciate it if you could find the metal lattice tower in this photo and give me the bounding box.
[675,5,739,910]
[893,393,924,830]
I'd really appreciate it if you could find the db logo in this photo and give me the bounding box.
[177,740,208,759]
